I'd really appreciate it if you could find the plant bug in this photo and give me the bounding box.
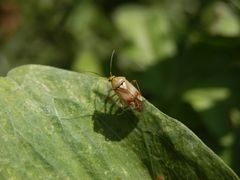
[107,50,144,112]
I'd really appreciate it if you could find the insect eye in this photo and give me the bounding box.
[108,76,113,82]
[108,75,115,82]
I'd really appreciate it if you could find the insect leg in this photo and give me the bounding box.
[104,90,117,113]
[105,93,131,115]
[131,80,141,94]
[113,98,136,116]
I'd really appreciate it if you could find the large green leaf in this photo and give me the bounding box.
[0,65,238,179]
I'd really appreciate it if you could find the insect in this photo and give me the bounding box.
[107,50,144,112]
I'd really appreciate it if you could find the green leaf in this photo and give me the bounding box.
[201,2,240,37]
[113,5,176,71]
[0,65,238,179]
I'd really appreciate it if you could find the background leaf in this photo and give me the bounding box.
[0,65,238,179]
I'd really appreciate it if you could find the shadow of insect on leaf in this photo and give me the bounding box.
[87,78,142,141]
[53,95,139,141]
[92,109,139,141]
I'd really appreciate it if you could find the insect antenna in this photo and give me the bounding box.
[109,49,115,77]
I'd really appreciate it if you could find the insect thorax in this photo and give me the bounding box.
[111,76,126,90]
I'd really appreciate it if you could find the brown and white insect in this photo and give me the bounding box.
[107,50,143,112]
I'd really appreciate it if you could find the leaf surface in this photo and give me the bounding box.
[0,65,238,180]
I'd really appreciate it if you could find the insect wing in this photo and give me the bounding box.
[125,80,144,111]
[114,80,143,112]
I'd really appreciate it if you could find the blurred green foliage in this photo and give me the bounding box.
[0,0,240,175]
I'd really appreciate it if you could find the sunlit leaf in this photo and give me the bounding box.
[113,5,176,71]
[201,2,240,37]
[0,65,238,179]
[182,88,230,111]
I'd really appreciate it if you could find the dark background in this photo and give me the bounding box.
[0,0,239,175]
